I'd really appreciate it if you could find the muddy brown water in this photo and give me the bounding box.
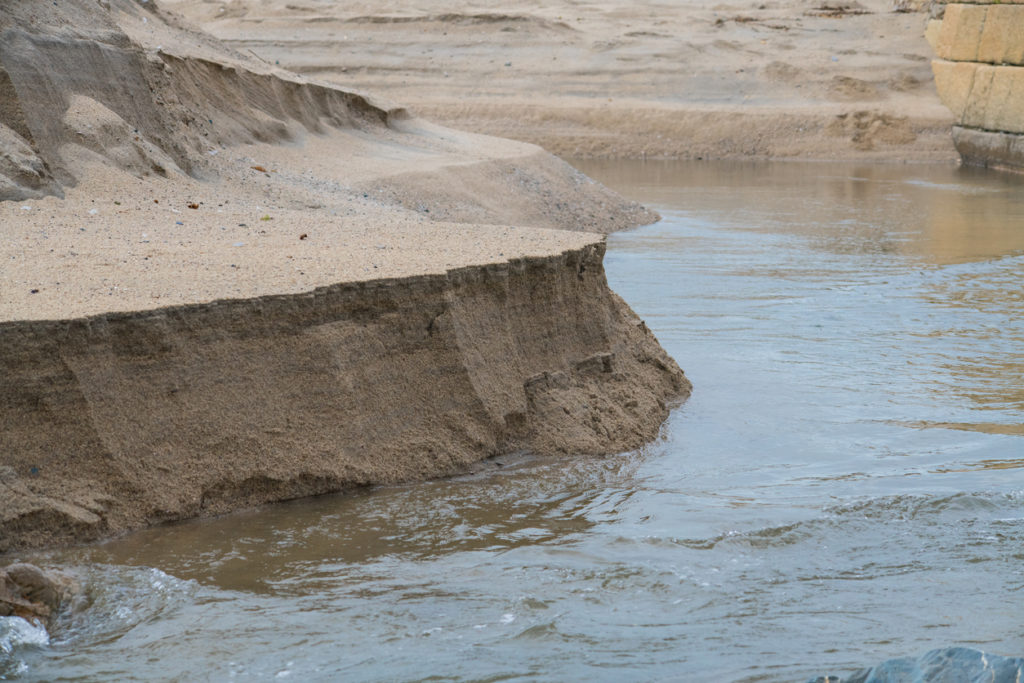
[3,161,1023,681]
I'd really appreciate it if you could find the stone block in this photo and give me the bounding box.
[977,5,1024,65]
[934,4,984,61]
[931,59,979,121]
[932,3,1024,65]
[933,61,1024,133]
[961,62,995,125]
[953,125,1024,170]
[981,65,1024,132]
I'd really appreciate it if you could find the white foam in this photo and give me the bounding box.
[0,616,50,678]
[0,617,50,653]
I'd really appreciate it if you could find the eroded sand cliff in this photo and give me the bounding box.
[1,244,686,553]
[0,0,688,553]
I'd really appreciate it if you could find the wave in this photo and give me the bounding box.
[666,490,1024,552]
[809,646,1024,683]
[47,565,198,648]
[0,565,196,679]
[0,617,49,679]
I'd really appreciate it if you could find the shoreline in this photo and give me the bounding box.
[1,242,688,555]
[0,0,686,558]
[407,101,958,163]
[0,0,974,558]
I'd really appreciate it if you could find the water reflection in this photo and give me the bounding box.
[60,453,650,595]
[893,420,1024,437]
[578,159,1024,265]
[12,161,1024,682]
[577,159,1024,426]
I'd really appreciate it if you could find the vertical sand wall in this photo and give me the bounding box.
[0,245,689,554]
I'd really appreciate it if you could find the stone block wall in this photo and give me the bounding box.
[928,0,1024,170]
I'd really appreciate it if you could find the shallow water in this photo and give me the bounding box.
[5,161,1024,681]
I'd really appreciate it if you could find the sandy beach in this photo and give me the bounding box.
[1,132,616,322]
[164,0,958,162]
[7,3,1024,678]
[3,0,958,320]
[0,0,961,552]
[1,0,690,553]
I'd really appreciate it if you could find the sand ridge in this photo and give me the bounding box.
[1,241,690,553]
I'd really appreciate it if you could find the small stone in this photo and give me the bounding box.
[0,563,76,624]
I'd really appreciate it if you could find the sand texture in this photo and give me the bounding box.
[1,146,650,322]
[163,0,958,162]
[1,0,659,319]
[0,0,687,553]
[1,244,688,553]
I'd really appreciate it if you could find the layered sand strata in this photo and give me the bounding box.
[1,231,687,553]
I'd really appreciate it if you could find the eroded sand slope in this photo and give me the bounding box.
[0,0,688,553]
[2,245,687,553]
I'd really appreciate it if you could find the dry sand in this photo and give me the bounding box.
[164,0,958,162]
[2,0,955,322]
[0,0,654,322]
[1,134,603,322]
